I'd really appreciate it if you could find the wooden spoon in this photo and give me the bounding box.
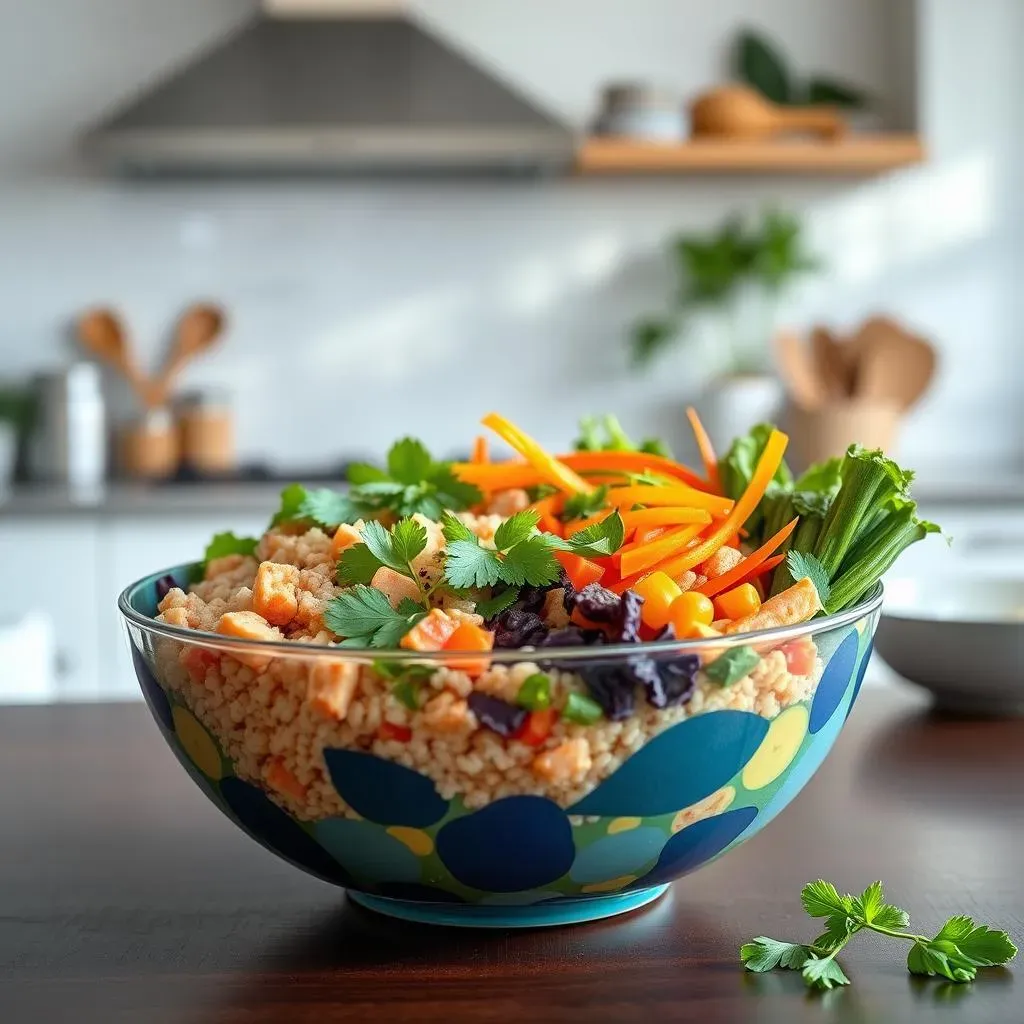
[854,316,936,411]
[811,326,853,398]
[690,85,846,141]
[77,308,156,408]
[773,329,825,409]
[152,303,226,407]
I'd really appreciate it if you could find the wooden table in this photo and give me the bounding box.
[3,689,1022,1023]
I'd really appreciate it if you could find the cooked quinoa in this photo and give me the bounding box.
[154,507,823,823]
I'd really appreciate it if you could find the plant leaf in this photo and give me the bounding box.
[807,76,868,110]
[802,954,850,991]
[563,510,626,557]
[298,488,362,528]
[498,535,562,587]
[445,540,504,589]
[494,509,542,552]
[937,921,1018,967]
[270,483,310,527]
[740,937,810,973]
[387,438,433,485]
[736,28,792,105]
[801,880,852,919]
[336,543,385,586]
[390,517,428,567]
[474,587,521,620]
[787,550,832,605]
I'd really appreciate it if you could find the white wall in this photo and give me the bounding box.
[0,0,1020,474]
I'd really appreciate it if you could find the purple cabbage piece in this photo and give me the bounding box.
[468,692,528,738]
[646,653,701,708]
[581,668,637,721]
[155,574,178,602]
[573,583,622,624]
[493,609,549,649]
[615,590,644,643]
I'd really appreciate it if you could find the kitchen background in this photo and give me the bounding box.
[0,0,1021,702]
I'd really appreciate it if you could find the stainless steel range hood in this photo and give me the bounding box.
[82,12,574,175]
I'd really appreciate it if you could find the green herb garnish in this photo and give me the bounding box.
[563,485,609,522]
[573,414,671,458]
[324,587,426,648]
[741,879,1017,991]
[704,646,760,686]
[562,691,603,724]
[198,531,258,578]
[371,658,435,712]
[336,518,428,589]
[473,587,521,620]
[785,550,831,607]
[516,673,552,710]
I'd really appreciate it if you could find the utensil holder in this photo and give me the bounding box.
[784,400,902,471]
[118,410,179,480]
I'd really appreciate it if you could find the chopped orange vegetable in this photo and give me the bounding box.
[555,550,606,591]
[528,493,565,535]
[668,591,715,636]
[557,450,709,490]
[619,524,703,578]
[452,463,544,492]
[471,435,489,464]
[265,759,307,802]
[685,406,722,493]
[713,583,761,621]
[724,577,822,634]
[400,608,458,651]
[378,721,413,743]
[307,660,359,720]
[697,517,799,598]
[481,412,593,495]
[620,507,712,530]
[252,561,300,626]
[781,638,817,676]
[689,623,723,639]
[515,708,557,747]
[443,621,494,676]
[607,485,733,516]
[644,429,789,582]
[331,523,362,558]
[745,554,785,589]
[633,571,682,629]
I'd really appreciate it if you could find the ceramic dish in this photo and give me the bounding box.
[121,568,880,928]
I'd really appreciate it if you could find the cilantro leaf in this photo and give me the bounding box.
[851,881,885,924]
[347,462,389,485]
[561,511,625,557]
[801,954,850,990]
[740,937,811,973]
[801,880,852,919]
[390,517,428,566]
[324,587,425,648]
[813,912,858,952]
[498,535,561,587]
[270,483,310,526]
[936,920,1018,967]
[202,531,258,574]
[431,466,484,511]
[474,587,520,620]
[387,438,433,485]
[440,511,476,544]
[494,509,541,552]
[298,488,362,528]
[336,543,385,586]
[787,550,832,605]
[563,485,609,521]
[445,540,503,589]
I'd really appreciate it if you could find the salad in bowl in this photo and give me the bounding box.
[120,411,937,926]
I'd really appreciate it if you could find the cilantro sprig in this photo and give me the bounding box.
[323,588,426,648]
[741,880,1017,991]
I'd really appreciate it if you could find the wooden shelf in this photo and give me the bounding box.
[575,134,925,176]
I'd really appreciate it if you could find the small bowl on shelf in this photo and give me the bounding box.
[874,577,1024,715]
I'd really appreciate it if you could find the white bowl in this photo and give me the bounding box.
[874,577,1024,715]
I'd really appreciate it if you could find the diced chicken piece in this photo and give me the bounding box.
[307,660,359,720]
[216,611,282,669]
[206,553,251,580]
[699,546,743,579]
[487,488,530,517]
[252,561,300,626]
[370,566,422,609]
[532,739,592,784]
[330,523,362,558]
[265,758,307,802]
[161,606,190,627]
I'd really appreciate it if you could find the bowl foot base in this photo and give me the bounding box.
[348,884,670,928]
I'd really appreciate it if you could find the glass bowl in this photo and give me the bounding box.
[120,564,881,928]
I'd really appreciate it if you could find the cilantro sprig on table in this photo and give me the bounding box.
[741,880,1017,991]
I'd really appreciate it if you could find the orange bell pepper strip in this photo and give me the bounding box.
[481,412,592,496]
[471,435,489,464]
[641,429,789,582]
[685,406,722,494]
[620,507,712,530]
[696,518,798,598]
[606,485,733,517]
[528,493,565,535]
[557,450,708,491]
[452,462,540,492]
[619,524,704,578]
[515,708,557,747]
[555,550,605,590]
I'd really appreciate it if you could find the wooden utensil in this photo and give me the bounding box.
[690,85,846,141]
[811,326,853,398]
[152,303,226,407]
[855,316,936,411]
[76,308,155,408]
[773,329,825,409]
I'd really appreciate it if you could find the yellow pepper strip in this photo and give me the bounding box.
[607,485,734,517]
[643,429,790,581]
[481,412,593,495]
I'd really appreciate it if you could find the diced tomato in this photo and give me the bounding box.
[443,621,494,677]
[514,708,556,747]
[400,608,458,651]
[781,639,817,677]
[555,550,605,591]
[182,646,219,682]
[378,721,413,743]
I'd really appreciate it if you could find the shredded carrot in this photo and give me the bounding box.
[528,493,565,535]
[557,450,709,491]
[453,462,541,491]
[620,507,712,530]
[607,485,734,516]
[685,406,722,493]
[619,524,703,578]
[697,518,799,598]
[481,412,593,495]
[641,429,789,582]
[471,435,489,464]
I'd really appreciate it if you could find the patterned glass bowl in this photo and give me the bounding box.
[120,565,881,928]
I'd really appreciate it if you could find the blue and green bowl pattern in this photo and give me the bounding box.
[123,568,879,927]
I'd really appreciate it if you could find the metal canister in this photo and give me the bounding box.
[30,363,107,492]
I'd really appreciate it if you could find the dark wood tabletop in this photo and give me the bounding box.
[3,687,1022,1023]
